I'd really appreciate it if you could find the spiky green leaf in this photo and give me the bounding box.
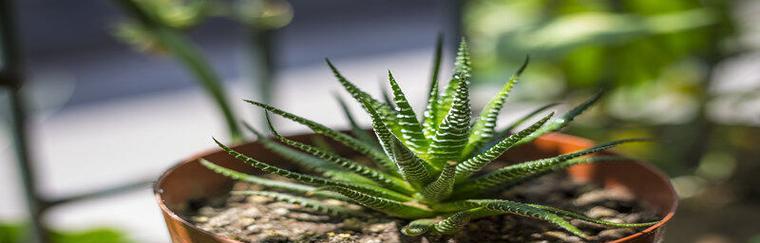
[433,207,500,234]
[517,92,603,145]
[214,137,341,187]
[456,139,647,196]
[503,103,560,134]
[358,97,402,172]
[380,82,396,110]
[391,136,437,188]
[267,123,414,194]
[485,147,640,191]
[310,136,335,153]
[321,186,435,219]
[420,161,457,202]
[334,94,377,147]
[388,71,428,154]
[244,122,380,185]
[476,200,589,239]
[435,39,472,127]
[488,155,629,189]
[464,56,529,156]
[427,47,472,166]
[213,138,412,202]
[202,160,353,201]
[201,159,314,193]
[527,204,659,228]
[400,219,438,236]
[475,103,559,157]
[358,99,435,187]
[246,122,334,171]
[436,200,588,237]
[244,100,396,174]
[422,34,444,139]
[326,59,399,132]
[455,112,554,181]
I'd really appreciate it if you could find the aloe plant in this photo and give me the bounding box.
[202,38,659,239]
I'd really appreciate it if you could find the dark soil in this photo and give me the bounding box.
[188,172,659,243]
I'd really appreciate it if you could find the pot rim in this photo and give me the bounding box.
[154,132,678,242]
[154,145,237,242]
[543,133,678,243]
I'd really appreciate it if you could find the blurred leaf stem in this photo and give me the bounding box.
[113,0,243,142]
[233,0,292,122]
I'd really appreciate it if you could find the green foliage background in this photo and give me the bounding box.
[466,0,760,241]
[465,0,739,175]
[0,222,131,243]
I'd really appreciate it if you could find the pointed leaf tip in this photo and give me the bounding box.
[456,111,554,181]
[516,92,605,145]
[244,99,394,173]
[464,58,532,156]
[516,55,530,76]
[387,70,428,154]
[263,111,281,137]
[421,160,458,202]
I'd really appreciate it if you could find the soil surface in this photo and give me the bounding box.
[188,173,659,243]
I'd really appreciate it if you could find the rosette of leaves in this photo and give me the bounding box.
[203,38,659,238]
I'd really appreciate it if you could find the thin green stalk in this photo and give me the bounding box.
[1,1,48,241]
[114,0,243,141]
[156,29,242,141]
[246,28,275,126]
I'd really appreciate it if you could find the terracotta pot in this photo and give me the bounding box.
[154,132,677,243]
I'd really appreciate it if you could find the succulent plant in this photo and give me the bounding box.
[203,37,659,239]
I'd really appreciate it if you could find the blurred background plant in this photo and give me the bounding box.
[0,222,130,243]
[464,0,760,240]
[113,0,293,142]
[1,0,293,242]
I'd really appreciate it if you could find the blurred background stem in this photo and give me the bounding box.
[246,28,274,121]
[232,0,291,124]
[113,0,243,142]
[155,29,243,141]
[1,0,48,241]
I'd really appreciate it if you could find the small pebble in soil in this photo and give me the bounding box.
[587,206,619,218]
[542,231,583,242]
[597,228,628,239]
[245,224,262,234]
